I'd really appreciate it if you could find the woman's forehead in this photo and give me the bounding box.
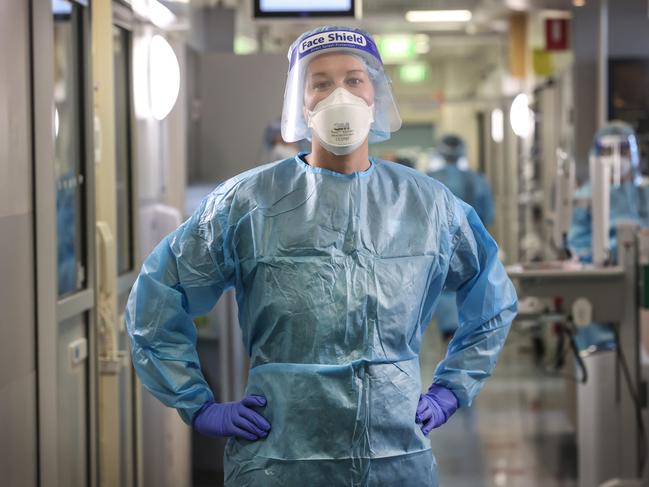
[306,52,366,76]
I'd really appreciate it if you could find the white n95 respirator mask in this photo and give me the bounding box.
[307,87,374,156]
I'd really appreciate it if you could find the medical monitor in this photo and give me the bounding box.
[254,0,359,19]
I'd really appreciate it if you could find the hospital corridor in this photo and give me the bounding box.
[422,325,578,487]
[1,1,649,486]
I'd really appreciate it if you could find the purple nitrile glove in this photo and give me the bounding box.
[193,394,271,441]
[415,384,459,435]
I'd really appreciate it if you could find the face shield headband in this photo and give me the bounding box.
[288,29,383,72]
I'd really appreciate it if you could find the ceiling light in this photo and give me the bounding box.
[405,10,472,23]
[149,0,176,28]
[573,0,586,6]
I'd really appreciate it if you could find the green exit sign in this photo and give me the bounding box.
[399,63,429,83]
[378,35,416,62]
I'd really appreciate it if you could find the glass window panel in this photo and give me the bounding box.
[54,0,86,296]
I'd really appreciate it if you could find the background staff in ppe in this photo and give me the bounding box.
[429,134,495,340]
[568,121,649,352]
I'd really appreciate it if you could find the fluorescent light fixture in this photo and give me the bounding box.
[491,108,504,143]
[509,93,532,138]
[405,10,472,23]
[132,0,149,17]
[149,0,176,28]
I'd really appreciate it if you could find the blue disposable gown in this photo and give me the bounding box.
[429,164,496,336]
[126,154,517,486]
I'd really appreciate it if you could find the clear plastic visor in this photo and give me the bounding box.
[281,48,401,144]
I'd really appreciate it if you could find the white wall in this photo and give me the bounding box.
[193,52,287,183]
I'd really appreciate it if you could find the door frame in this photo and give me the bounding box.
[31,0,98,485]
[113,0,140,295]
[111,2,143,485]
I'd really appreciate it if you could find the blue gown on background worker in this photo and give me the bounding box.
[568,121,649,351]
[429,134,495,339]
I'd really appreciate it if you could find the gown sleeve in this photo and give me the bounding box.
[126,188,236,424]
[432,196,518,407]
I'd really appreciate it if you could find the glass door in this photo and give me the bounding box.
[34,1,98,486]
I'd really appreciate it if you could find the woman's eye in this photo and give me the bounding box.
[313,81,331,91]
[346,78,363,87]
